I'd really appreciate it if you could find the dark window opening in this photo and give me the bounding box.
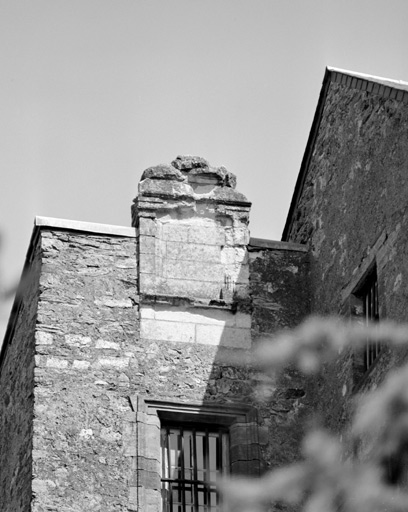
[349,265,382,388]
[360,269,380,371]
[161,423,229,512]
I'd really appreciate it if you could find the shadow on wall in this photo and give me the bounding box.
[132,156,312,510]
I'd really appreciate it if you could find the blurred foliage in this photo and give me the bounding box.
[223,317,408,512]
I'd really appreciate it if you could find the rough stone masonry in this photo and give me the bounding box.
[0,156,310,512]
[4,67,408,511]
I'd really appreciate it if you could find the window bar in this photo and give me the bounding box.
[161,431,167,511]
[222,433,228,475]
[372,283,376,363]
[166,428,172,512]
[192,428,199,512]
[374,279,379,358]
[365,291,370,371]
[363,276,380,371]
[369,285,373,367]
[204,429,209,512]
[180,428,186,512]
[216,433,222,508]
[371,283,376,364]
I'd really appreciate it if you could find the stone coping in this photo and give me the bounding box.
[35,216,136,237]
[34,218,309,252]
[282,66,408,241]
[328,66,408,93]
[248,237,308,252]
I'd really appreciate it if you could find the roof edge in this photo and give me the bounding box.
[282,67,332,241]
[327,66,408,92]
[35,216,136,237]
[0,223,40,371]
[282,66,408,241]
[249,237,308,252]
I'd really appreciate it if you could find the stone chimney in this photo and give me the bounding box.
[132,156,251,309]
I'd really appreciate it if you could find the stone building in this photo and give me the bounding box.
[283,66,408,441]
[1,66,408,511]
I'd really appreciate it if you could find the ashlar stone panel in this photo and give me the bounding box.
[140,305,251,349]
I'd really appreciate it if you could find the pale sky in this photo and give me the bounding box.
[1,0,408,339]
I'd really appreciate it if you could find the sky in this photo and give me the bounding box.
[1,0,408,339]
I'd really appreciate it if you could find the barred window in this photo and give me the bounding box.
[361,269,380,371]
[161,423,229,512]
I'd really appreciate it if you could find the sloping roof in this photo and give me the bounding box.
[281,67,408,241]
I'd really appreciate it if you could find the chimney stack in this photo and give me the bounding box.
[133,156,251,308]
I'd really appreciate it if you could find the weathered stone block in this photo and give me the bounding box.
[35,331,54,345]
[154,277,221,300]
[72,360,90,370]
[141,164,186,182]
[137,423,161,461]
[64,334,91,346]
[138,469,160,489]
[139,273,157,294]
[230,443,260,463]
[231,459,260,476]
[165,241,220,262]
[195,324,251,349]
[165,260,224,282]
[139,252,156,274]
[188,225,225,245]
[139,306,155,320]
[148,305,237,327]
[128,486,138,511]
[139,178,194,199]
[45,357,69,369]
[137,456,161,473]
[95,339,120,350]
[139,218,157,236]
[94,297,133,308]
[171,155,209,171]
[140,318,195,344]
[123,421,137,457]
[138,487,161,512]
[135,411,160,427]
[235,312,252,328]
[139,235,156,254]
[95,357,130,368]
[159,223,190,243]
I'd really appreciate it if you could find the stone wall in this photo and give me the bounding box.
[32,228,139,512]
[132,157,260,509]
[1,156,314,512]
[249,240,311,469]
[286,79,408,436]
[134,157,254,406]
[0,234,41,512]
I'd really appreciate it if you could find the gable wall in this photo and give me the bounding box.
[286,79,408,435]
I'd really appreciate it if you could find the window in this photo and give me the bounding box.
[360,268,380,371]
[161,423,229,512]
[348,265,381,385]
[127,397,260,512]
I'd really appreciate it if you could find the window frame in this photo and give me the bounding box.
[126,396,260,512]
[357,266,380,372]
[160,420,229,512]
[349,264,382,387]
